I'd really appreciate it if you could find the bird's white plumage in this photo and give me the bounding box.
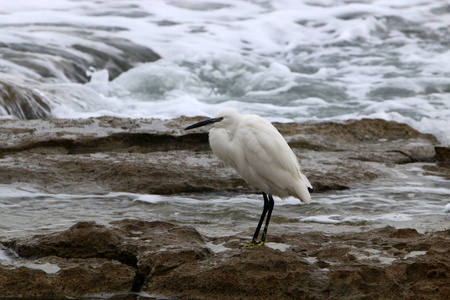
[208,108,312,203]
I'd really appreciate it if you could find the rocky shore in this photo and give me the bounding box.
[0,116,446,194]
[1,220,449,299]
[0,116,449,299]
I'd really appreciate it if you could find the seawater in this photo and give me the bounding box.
[0,0,449,238]
[0,162,448,239]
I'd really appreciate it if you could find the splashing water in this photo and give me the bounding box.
[0,0,449,144]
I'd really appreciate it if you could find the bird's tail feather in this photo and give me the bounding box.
[301,173,313,190]
[294,181,312,204]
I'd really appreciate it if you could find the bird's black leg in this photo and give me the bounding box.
[251,192,269,243]
[260,194,274,244]
[242,192,271,248]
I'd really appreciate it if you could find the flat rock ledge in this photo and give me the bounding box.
[0,116,446,195]
[1,220,449,299]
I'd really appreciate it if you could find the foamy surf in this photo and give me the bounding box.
[0,0,449,144]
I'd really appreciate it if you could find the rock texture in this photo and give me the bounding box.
[0,116,442,195]
[0,80,52,120]
[0,37,160,84]
[1,220,449,299]
[0,257,135,298]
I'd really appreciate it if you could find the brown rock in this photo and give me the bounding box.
[110,219,212,289]
[2,220,214,297]
[5,221,136,266]
[0,257,135,298]
[147,247,326,300]
[1,223,449,299]
[390,228,420,238]
[0,80,51,119]
[276,118,438,144]
[0,116,441,195]
[435,146,450,163]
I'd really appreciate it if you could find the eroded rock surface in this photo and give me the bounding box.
[0,80,52,119]
[0,257,135,298]
[0,116,442,194]
[1,220,449,299]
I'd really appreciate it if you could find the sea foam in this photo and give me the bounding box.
[1,0,450,146]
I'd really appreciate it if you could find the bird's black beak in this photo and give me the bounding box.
[184,117,223,130]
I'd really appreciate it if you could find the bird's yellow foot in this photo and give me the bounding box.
[241,239,265,248]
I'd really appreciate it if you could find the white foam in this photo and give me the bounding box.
[0,249,10,261]
[444,203,450,213]
[266,242,291,252]
[374,213,412,222]
[300,212,414,225]
[205,242,230,253]
[25,262,61,274]
[303,256,318,264]
[404,251,427,259]
[349,248,397,265]
[134,194,168,204]
[1,0,449,145]
[301,215,343,224]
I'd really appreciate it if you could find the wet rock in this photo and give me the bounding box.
[435,146,450,163]
[5,221,137,266]
[0,116,442,195]
[0,80,51,119]
[1,37,160,83]
[422,163,450,180]
[389,228,420,238]
[113,220,212,293]
[1,220,212,298]
[72,37,160,81]
[0,257,135,298]
[275,118,438,145]
[144,227,450,299]
[1,221,449,299]
[329,254,450,299]
[146,247,325,300]
[328,266,395,299]
[110,219,212,284]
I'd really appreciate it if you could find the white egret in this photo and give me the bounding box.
[184,107,312,247]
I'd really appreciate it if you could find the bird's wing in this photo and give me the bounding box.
[209,127,244,171]
[237,117,305,193]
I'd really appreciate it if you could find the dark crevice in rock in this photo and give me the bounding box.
[0,132,210,155]
[385,149,416,163]
[131,271,147,293]
[435,146,450,163]
[68,132,210,154]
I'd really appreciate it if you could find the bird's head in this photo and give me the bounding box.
[184,107,241,130]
